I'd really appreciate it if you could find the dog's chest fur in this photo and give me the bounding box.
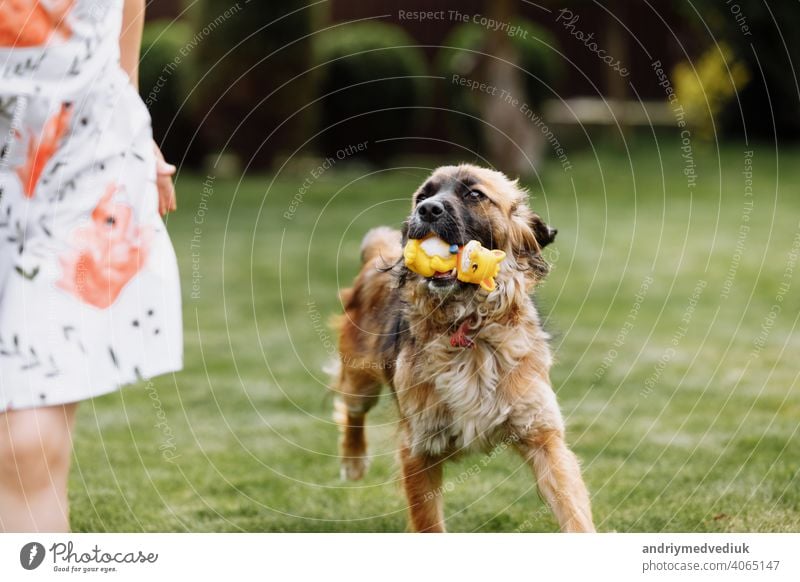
[395,316,552,457]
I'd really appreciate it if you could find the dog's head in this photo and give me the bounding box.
[402,164,556,295]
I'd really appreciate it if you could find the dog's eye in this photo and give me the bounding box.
[466,189,485,200]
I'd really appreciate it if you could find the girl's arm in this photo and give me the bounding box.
[119,0,177,214]
[119,0,145,89]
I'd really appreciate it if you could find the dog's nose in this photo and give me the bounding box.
[417,199,444,223]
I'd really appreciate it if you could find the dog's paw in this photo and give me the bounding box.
[340,455,370,481]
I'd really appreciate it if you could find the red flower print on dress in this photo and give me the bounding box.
[57,183,153,309]
[0,0,74,47]
[16,102,72,198]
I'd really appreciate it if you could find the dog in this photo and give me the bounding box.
[330,164,595,532]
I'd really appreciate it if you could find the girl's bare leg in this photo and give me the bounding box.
[0,403,78,532]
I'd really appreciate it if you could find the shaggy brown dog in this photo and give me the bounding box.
[330,164,594,532]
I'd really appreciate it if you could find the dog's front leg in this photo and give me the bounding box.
[517,428,595,532]
[399,444,445,532]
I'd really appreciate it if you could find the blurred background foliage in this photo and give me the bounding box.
[139,19,198,165]
[312,22,430,162]
[436,18,563,155]
[139,0,800,172]
[189,0,314,169]
[677,0,800,140]
[673,43,750,141]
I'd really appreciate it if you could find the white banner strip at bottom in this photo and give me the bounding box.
[1,533,798,581]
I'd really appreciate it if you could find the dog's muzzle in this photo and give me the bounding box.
[407,201,463,247]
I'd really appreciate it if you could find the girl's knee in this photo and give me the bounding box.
[0,411,73,489]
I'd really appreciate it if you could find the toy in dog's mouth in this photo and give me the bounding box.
[424,238,460,287]
[403,235,506,292]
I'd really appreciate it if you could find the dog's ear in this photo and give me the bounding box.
[510,208,555,254]
[530,214,557,249]
[508,206,553,280]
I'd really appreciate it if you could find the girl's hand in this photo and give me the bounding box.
[153,142,177,215]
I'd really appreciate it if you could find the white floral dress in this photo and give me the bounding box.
[0,0,183,410]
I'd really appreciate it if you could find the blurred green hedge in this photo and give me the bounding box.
[188,0,314,169]
[139,19,202,165]
[678,0,800,139]
[138,8,574,168]
[312,22,430,161]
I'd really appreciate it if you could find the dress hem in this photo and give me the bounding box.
[1,361,183,412]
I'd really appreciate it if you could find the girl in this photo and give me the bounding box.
[0,0,183,531]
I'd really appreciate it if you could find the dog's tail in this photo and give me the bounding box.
[360,226,402,266]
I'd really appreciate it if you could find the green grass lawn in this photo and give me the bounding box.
[69,139,800,532]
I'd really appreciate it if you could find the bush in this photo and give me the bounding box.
[436,19,563,151]
[676,0,800,140]
[313,22,430,161]
[139,20,201,166]
[673,43,750,140]
[189,1,314,168]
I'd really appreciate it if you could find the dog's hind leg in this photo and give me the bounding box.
[333,366,382,481]
[400,444,445,532]
[517,428,595,532]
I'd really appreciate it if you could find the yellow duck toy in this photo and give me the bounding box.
[403,236,506,292]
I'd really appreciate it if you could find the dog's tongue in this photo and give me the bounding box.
[433,269,456,279]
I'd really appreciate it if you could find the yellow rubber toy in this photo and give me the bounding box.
[403,236,506,291]
[403,236,458,277]
[457,240,506,291]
